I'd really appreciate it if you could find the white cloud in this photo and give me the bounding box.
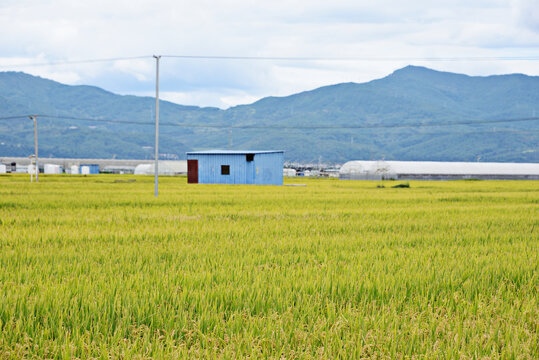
[30,70,81,84]
[0,0,538,108]
[132,90,261,109]
[513,0,539,32]
[113,59,152,82]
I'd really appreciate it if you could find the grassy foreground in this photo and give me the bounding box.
[0,174,537,359]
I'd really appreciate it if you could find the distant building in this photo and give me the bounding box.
[80,164,99,175]
[283,168,297,177]
[339,160,539,180]
[101,165,136,174]
[44,164,62,174]
[133,161,187,176]
[186,150,284,185]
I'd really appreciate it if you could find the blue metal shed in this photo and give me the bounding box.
[186,150,284,185]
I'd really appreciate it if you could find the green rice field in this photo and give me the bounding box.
[0,174,537,359]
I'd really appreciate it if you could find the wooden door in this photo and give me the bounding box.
[187,159,198,184]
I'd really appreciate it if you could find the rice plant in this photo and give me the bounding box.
[0,174,537,358]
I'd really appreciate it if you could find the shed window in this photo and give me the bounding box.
[221,165,230,175]
[246,153,254,162]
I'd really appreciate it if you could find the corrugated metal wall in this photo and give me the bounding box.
[187,152,283,185]
[253,152,283,185]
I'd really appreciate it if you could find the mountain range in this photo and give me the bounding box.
[0,66,538,163]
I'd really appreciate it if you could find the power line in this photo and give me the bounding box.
[41,115,539,129]
[0,115,31,120]
[0,115,153,126]
[1,114,537,130]
[162,55,539,62]
[1,54,538,69]
[0,55,152,69]
[459,128,539,135]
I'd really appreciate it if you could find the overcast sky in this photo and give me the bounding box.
[1,0,538,108]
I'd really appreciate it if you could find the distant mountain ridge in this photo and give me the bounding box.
[0,66,538,162]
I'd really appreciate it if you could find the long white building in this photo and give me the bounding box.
[134,161,187,176]
[339,160,539,180]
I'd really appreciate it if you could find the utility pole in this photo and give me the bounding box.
[29,155,34,182]
[153,55,161,198]
[30,115,39,182]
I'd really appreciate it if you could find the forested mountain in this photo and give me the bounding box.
[1,66,537,162]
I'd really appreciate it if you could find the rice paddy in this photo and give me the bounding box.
[0,174,537,359]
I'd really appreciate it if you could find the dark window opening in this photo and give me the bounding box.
[246,153,254,162]
[221,165,230,175]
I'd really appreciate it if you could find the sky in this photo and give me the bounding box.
[0,0,538,108]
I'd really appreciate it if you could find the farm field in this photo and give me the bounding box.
[0,174,537,359]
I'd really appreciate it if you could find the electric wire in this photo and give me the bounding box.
[162,55,539,62]
[0,115,32,120]
[0,55,152,69]
[1,54,538,69]
[1,114,535,130]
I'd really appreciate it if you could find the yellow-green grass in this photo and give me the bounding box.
[0,174,537,359]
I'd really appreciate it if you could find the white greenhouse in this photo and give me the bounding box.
[44,164,62,174]
[339,160,539,180]
[283,168,297,177]
[134,161,187,176]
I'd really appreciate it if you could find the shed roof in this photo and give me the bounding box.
[187,150,284,155]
